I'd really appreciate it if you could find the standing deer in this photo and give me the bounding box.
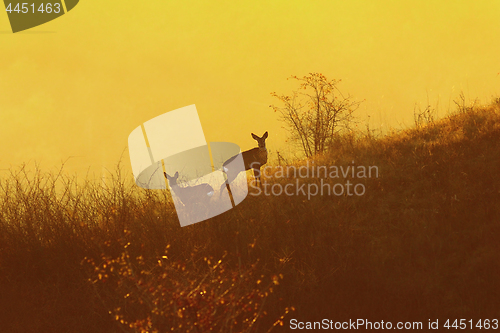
[164,172,214,206]
[219,131,268,197]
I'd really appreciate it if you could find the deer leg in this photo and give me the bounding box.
[225,182,233,198]
[253,167,262,188]
[219,180,230,198]
[219,180,235,206]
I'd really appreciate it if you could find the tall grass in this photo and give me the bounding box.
[1,100,500,332]
[0,165,290,332]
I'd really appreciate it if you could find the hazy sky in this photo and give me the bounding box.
[1,0,499,178]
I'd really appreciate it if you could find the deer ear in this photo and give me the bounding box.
[174,171,179,178]
[164,172,170,179]
[251,133,258,140]
[263,131,268,139]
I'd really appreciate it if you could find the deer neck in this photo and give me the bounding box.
[258,146,268,162]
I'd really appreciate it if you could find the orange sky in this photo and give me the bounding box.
[1,0,499,180]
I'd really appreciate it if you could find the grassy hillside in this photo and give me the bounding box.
[0,101,499,332]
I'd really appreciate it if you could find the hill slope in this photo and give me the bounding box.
[0,102,499,331]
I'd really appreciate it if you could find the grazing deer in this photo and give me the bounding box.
[220,131,268,197]
[164,172,214,205]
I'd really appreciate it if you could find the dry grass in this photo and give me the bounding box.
[1,100,500,332]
